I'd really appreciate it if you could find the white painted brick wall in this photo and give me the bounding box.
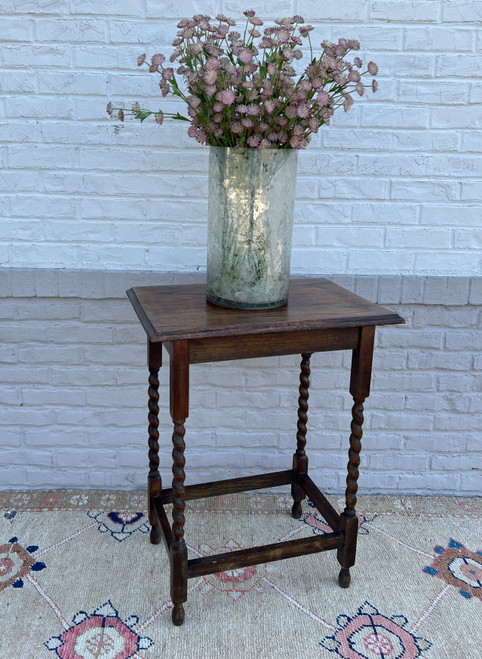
[1,1,481,275]
[0,270,480,496]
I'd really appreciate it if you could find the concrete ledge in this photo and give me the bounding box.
[1,268,481,306]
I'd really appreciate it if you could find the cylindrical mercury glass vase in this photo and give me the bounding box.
[206,146,298,310]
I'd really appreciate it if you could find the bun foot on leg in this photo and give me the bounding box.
[338,567,351,588]
[172,603,185,626]
[291,501,303,519]
[150,524,161,545]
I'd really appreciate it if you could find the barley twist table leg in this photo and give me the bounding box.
[167,341,189,626]
[337,325,374,588]
[291,353,311,519]
[338,397,365,587]
[171,418,188,625]
[345,398,364,515]
[147,368,162,545]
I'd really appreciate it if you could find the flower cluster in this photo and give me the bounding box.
[107,11,378,149]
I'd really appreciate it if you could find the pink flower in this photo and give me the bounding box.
[204,70,217,85]
[297,104,310,118]
[238,48,253,64]
[256,121,269,133]
[169,48,181,63]
[348,69,361,82]
[243,10,255,17]
[247,135,260,147]
[162,68,174,80]
[368,61,378,76]
[372,79,378,93]
[215,25,229,38]
[290,135,303,148]
[285,105,298,119]
[246,104,259,115]
[151,53,165,67]
[333,72,348,85]
[277,29,290,43]
[343,94,354,112]
[299,26,313,38]
[154,111,163,124]
[137,53,146,66]
[264,99,275,114]
[356,82,365,96]
[308,116,319,132]
[323,55,337,72]
[354,56,362,68]
[217,89,236,106]
[316,91,331,108]
[205,58,219,71]
[190,42,203,55]
[187,125,197,138]
[258,138,271,149]
[258,36,274,49]
[106,101,113,116]
[187,95,201,108]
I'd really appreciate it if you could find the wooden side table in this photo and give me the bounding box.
[127,278,404,626]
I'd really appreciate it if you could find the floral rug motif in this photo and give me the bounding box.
[423,538,482,601]
[44,601,154,659]
[0,490,480,658]
[0,536,47,590]
[87,511,150,542]
[320,601,432,658]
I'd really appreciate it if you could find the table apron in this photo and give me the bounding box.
[163,326,361,364]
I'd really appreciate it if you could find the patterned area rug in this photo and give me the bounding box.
[1,490,480,659]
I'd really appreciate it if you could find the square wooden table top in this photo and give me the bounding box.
[127,278,404,343]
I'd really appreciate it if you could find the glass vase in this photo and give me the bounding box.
[206,146,298,310]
